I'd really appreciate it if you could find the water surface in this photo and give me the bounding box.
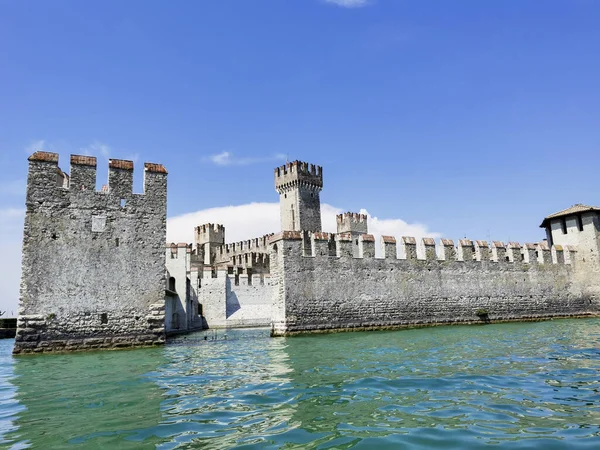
[1,319,600,449]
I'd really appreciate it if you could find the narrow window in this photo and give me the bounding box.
[234,273,239,286]
[577,215,584,232]
[168,277,176,291]
[100,313,108,324]
[561,218,567,234]
[120,198,126,208]
[198,303,203,316]
[115,238,119,247]
[247,269,253,285]
[228,266,234,275]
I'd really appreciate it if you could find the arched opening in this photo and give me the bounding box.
[168,277,176,291]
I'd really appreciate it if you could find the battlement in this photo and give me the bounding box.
[26,152,167,202]
[336,212,369,235]
[217,234,274,261]
[274,160,323,192]
[269,231,575,266]
[195,223,226,245]
[166,243,192,261]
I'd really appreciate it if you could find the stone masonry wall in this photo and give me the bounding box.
[270,233,596,336]
[199,270,274,328]
[14,152,168,354]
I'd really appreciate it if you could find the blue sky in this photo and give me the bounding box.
[1,0,599,311]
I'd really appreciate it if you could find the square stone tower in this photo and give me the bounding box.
[540,203,600,302]
[275,161,323,232]
[15,152,168,354]
[195,223,225,265]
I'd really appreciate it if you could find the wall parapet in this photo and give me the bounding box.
[272,231,574,266]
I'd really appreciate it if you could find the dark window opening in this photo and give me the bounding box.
[100,313,108,324]
[284,194,287,199]
[247,269,253,285]
[311,193,314,198]
[211,268,217,278]
[234,274,240,286]
[168,277,176,291]
[228,266,234,275]
[198,303,203,316]
[115,238,119,247]
[505,256,510,262]
[51,233,57,240]
[521,253,525,261]
[577,215,584,232]
[561,218,567,234]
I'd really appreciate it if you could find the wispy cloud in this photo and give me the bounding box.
[24,140,48,155]
[323,0,371,8]
[203,152,286,166]
[80,141,140,164]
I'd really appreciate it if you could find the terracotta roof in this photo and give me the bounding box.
[144,163,168,174]
[70,155,97,166]
[109,159,134,170]
[440,239,454,246]
[382,236,396,244]
[402,236,416,245]
[360,234,375,242]
[540,204,600,227]
[28,151,59,163]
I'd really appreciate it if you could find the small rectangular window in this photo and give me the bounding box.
[561,218,567,234]
[577,216,584,232]
[100,313,108,324]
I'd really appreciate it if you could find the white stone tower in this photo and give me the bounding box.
[275,160,323,232]
[540,204,600,301]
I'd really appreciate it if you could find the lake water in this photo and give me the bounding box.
[0,319,599,449]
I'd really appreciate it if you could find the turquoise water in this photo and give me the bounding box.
[0,320,600,449]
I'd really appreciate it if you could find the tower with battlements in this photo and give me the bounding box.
[195,223,225,265]
[14,152,168,354]
[275,161,323,232]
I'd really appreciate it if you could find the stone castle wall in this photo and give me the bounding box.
[199,270,275,328]
[270,232,597,336]
[14,152,168,354]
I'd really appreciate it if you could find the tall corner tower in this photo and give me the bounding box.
[274,160,323,232]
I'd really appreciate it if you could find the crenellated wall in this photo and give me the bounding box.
[269,231,596,336]
[198,269,275,328]
[15,152,168,354]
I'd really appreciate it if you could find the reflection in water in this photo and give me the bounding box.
[0,320,598,449]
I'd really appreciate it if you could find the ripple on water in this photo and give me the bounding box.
[0,320,599,448]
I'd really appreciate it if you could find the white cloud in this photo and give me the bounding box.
[324,0,371,8]
[203,152,286,166]
[167,202,440,258]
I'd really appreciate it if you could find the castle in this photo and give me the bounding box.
[13,154,600,353]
